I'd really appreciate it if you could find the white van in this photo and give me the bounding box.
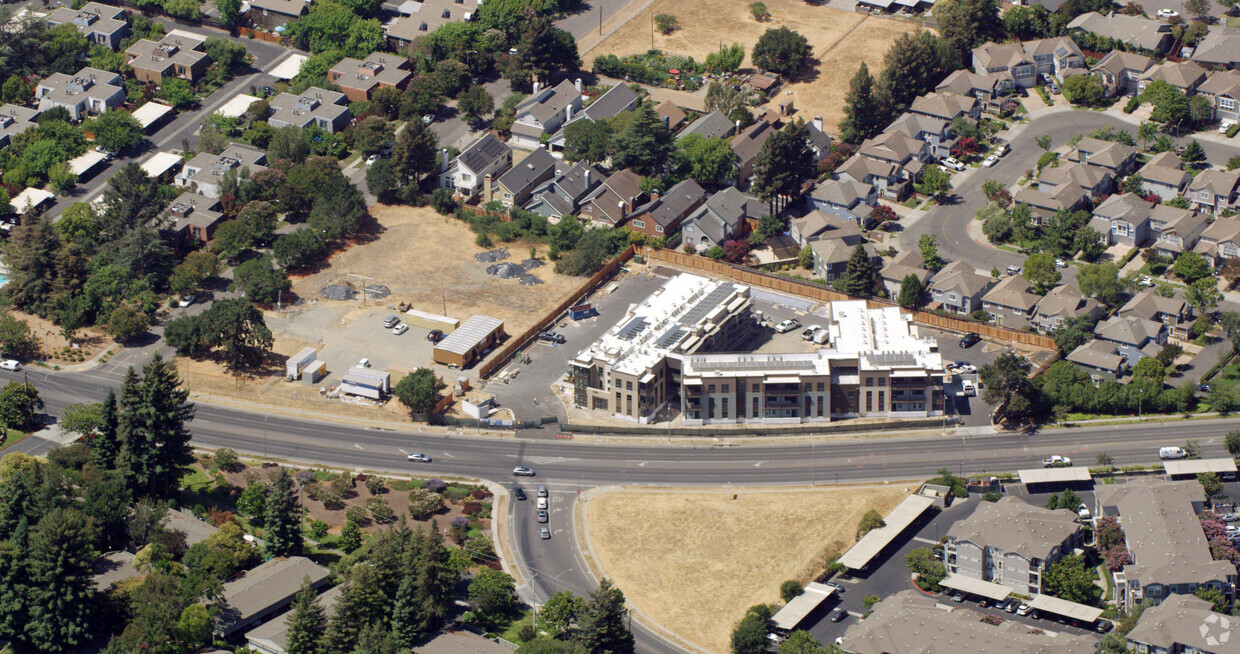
[1159,446,1188,460]
[0,360,20,371]
[962,379,976,396]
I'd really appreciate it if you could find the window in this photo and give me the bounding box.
[752,396,759,417]
[721,397,728,418]
[817,382,824,392]
[722,384,729,393]
[753,384,759,393]
[865,391,872,412]
[633,220,645,228]
[878,391,885,411]
[878,377,886,386]
[656,225,663,232]
[707,384,715,393]
[865,377,874,387]
[1223,98,1236,111]
[626,381,632,391]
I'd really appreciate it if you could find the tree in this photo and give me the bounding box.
[1062,74,1106,106]
[705,43,746,72]
[1077,262,1123,306]
[731,611,768,654]
[1187,277,1222,313]
[1051,315,1098,355]
[564,120,613,164]
[1226,430,1240,456]
[1142,80,1190,127]
[230,255,292,305]
[511,18,580,85]
[856,509,886,539]
[918,234,944,270]
[577,578,634,654]
[1183,139,1206,165]
[751,27,811,77]
[980,352,1041,424]
[1187,0,1212,19]
[1132,356,1166,385]
[779,580,804,603]
[338,519,362,553]
[933,0,1002,51]
[1174,250,1213,284]
[264,467,303,557]
[107,305,150,342]
[897,274,925,309]
[116,354,195,501]
[157,78,194,109]
[394,368,446,416]
[23,509,98,653]
[675,134,737,185]
[705,81,745,116]
[750,120,817,213]
[91,389,120,470]
[216,0,242,27]
[840,62,887,144]
[1044,554,1101,604]
[60,402,103,438]
[842,244,875,297]
[92,109,144,153]
[654,13,679,33]
[904,547,946,591]
[1022,252,1062,294]
[0,381,43,431]
[1200,471,1224,498]
[879,31,959,111]
[0,313,40,360]
[609,104,674,176]
[469,569,518,625]
[778,631,825,654]
[169,251,220,297]
[274,229,328,271]
[541,591,585,638]
[458,86,494,125]
[915,164,951,198]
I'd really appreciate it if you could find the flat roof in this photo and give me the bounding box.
[11,187,54,214]
[940,573,1012,601]
[1017,467,1093,485]
[269,53,308,80]
[839,494,936,570]
[435,315,503,356]
[770,582,835,631]
[1164,458,1238,477]
[132,101,173,128]
[141,151,184,178]
[67,150,108,176]
[214,93,261,119]
[1028,594,1104,622]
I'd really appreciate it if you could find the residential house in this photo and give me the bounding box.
[1149,205,1206,258]
[578,168,642,227]
[805,117,833,162]
[1191,26,1240,70]
[1138,60,1209,94]
[935,69,1013,111]
[1069,137,1139,177]
[910,91,980,125]
[326,52,412,102]
[1066,12,1175,54]
[1197,70,1240,123]
[0,104,39,149]
[35,67,125,121]
[1067,339,1128,376]
[246,586,344,654]
[382,0,478,52]
[1031,283,1103,333]
[1194,216,1240,266]
[879,250,933,299]
[175,144,269,198]
[654,99,686,131]
[1094,314,1168,362]
[523,162,603,221]
[945,497,1083,595]
[1088,192,1153,247]
[495,147,556,208]
[885,111,955,159]
[1095,478,1237,612]
[1125,595,1240,654]
[1025,36,1088,78]
[1013,184,1089,223]
[625,178,706,239]
[681,187,763,252]
[811,240,880,283]
[46,2,129,50]
[857,128,930,168]
[835,155,907,201]
[789,210,863,247]
[981,275,1040,329]
[266,87,352,133]
[165,192,226,246]
[1037,161,1114,200]
[214,557,331,638]
[247,0,309,30]
[510,80,582,150]
[1090,50,1156,97]
[807,180,878,228]
[1188,169,1240,214]
[125,33,212,84]
[927,260,995,315]
[438,133,512,197]
[732,119,779,187]
[1139,151,1192,201]
[546,82,640,153]
[1120,289,1194,340]
[678,110,735,140]
[971,37,1084,87]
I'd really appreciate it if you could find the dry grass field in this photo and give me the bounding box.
[588,0,927,130]
[585,485,910,653]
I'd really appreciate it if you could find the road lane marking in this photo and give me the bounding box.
[443,451,455,457]
[753,461,767,467]
[354,443,363,450]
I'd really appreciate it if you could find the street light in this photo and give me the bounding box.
[1138,387,1144,422]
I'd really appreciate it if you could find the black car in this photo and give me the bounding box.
[831,609,848,623]
[959,332,981,348]
[427,329,445,343]
[513,487,527,501]
[1095,620,1114,634]
[537,331,566,344]
[258,85,276,97]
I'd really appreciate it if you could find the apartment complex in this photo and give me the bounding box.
[570,274,945,425]
[35,67,125,121]
[326,52,412,102]
[125,33,211,84]
[45,2,129,50]
[1096,479,1237,612]
[267,87,352,133]
[945,497,1082,595]
[175,144,269,198]
[1125,594,1240,654]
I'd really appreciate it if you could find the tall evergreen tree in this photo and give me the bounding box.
[23,508,99,654]
[115,367,145,496]
[286,577,328,654]
[577,578,634,654]
[751,120,817,214]
[879,31,960,112]
[842,244,875,297]
[392,119,439,184]
[265,467,303,557]
[117,356,195,500]
[0,518,30,644]
[4,213,59,317]
[609,103,674,176]
[90,388,120,470]
[840,63,886,144]
[325,565,389,654]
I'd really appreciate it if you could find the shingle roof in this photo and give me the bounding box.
[1140,163,1191,188]
[731,120,777,165]
[936,69,1005,97]
[909,91,977,120]
[550,161,603,201]
[947,496,1080,558]
[1189,169,1240,197]
[1035,283,1100,321]
[515,80,579,124]
[837,154,897,182]
[1142,60,1209,89]
[683,187,761,245]
[982,275,1039,311]
[582,83,639,121]
[457,133,511,177]
[1197,69,1240,99]
[1091,50,1155,78]
[792,210,862,244]
[811,179,873,208]
[885,112,948,140]
[858,129,925,164]
[1193,26,1240,67]
[1093,192,1152,224]
[631,178,705,228]
[929,261,995,296]
[1095,314,1164,345]
[1067,339,1125,371]
[1039,161,1111,191]
[215,557,331,636]
[678,110,734,140]
[1126,595,1240,652]
[497,147,555,196]
[654,99,686,129]
[1071,137,1137,171]
[1067,12,1172,52]
[1120,289,1188,321]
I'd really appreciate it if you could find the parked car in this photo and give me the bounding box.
[1221,120,1236,135]
[1159,446,1188,460]
[1157,8,1179,17]
[539,527,551,539]
[407,452,432,463]
[1096,620,1114,633]
[513,487,527,501]
[258,85,276,97]
[1055,258,1068,268]
[994,142,1010,156]
[393,324,409,335]
[959,333,981,348]
[0,360,20,371]
[1199,384,1214,393]
[832,609,848,622]
[422,114,435,125]
[1005,600,1018,613]
[357,358,370,368]
[774,319,801,333]
[941,157,965,171]
[537,330,566,344]
[1006,264,1022,276]
[801,324,822,340]
[178,295,195,308]
[1139,275,1157,287]
[1077,503,1091,519]
[982,154,998,167]
[1042,455,1072,467]
[1048,82,1060,94]
[366,154,380,166]
[427,329,445,343]
[1017,603,1031,616]
[94,145,116,159]
[513,466,536,476]
[383,315,400,328]
[537,509,548,523]
[962,379,976,396]
[953,593,966,603]
[1220,513,1240,522]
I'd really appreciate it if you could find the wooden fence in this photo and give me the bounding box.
[237,27,285,44]
[477,244,636,379]
[634,246,1057,349]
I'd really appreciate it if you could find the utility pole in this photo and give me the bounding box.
[599,5,602,34]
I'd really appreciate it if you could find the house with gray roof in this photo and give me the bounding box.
[46,2,129,50]
[1069,137,1139,177]
[909,91,980,123]
[1139,152,1192,201]
[165,192,226,246]
[1188,169,1240,214]
[1067,339,1127,376]
[945,496,1082,595]
[35,67,125,121]
[382,0,479,52]
[807,179,877,227]
[885,111,955,159]
[678,110,735,140]
[248,0,309,30]
[811,240,880,283]
[579,168,641,227]
[175,144,269,199]
[835,155,907,201]
[125,33,211,85]
[1197,69,1240,124]
[654,99,686,131]
[1038,161,1114,202]
[626,178,705,239]
[1031,283,1103,333]
[927,260,995,315]
[214,557,331,637]
[805,118,832,161]
[1094,314,1167,362]
[681,187,763,252]
[732,119,779,186]
[1067,12,1175,53]
[789,210,862,247]
[1090,50,1156,97]
[439,132,512,198]
[981,275,1040,328]
[496,147,556,208]
[546,83,640,154]
[935,69,1013,111]
[1192,26,1240,70]
[1120,289,1194,340]
[511,80,582,149]
[267,87,351,133]
[524,161,603,221]
[1014,184,1089,223]
[1126,594,1240,654]
[0,103,39,149]
[327,52,413,103]
[1088,192,1153,247]
[1139,60,1209,94]
[1195,216,1240,265]
[879,250,933,299]
[246,585,344,654]
[1096,478,1237,612]
[1150,205,1206,258]
[971,37,1084,87]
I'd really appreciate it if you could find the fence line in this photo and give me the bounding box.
[560,417,956,437]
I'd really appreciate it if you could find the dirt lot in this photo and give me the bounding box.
[585,485,910,653]
[588,0,924,131]
[12,309,112,366]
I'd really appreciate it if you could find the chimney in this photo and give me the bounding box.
[583,169,591,186]
[440,148,449,172]
[575,77,583,93]
[663,115,670,126]
[566,103,573,122]
[617,199,627,218]
[651,192,661,203]
[484,173,493,203]
[735,119,741,133]
[813,115,823,132]
[533,81,541,95]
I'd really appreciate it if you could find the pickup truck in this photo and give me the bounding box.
[1042,455,1072,467]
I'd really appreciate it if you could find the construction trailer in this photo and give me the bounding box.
[286,347,318,379]
[432,315,505,368]
[339,366,391,399]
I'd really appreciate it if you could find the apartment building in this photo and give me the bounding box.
[35,67,125,121]
[45,2,129,50]
[175,144,269,198]
[266,87,352,133]
[326,52,412,102]
[125,33,211,84]
[945,497,1082,595]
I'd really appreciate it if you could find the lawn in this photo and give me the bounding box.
[0,429,31,453]
[584,485,909,653]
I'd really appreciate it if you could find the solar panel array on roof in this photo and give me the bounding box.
[654,327,688,349]
[680,285,735,327]
[866,352,918,366]
[617,317,649,341]
[691,358,816,372]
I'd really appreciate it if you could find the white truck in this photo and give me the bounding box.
[1042,455,1072,467]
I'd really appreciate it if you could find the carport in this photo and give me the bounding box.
[940,574,1011,602]
[1018,467,1093,492]
[1164,458,1238,480]
[838,495,936,571]
[770,583,835,635]
[1028,594,1103,623]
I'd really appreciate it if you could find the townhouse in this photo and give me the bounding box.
[266,87,352,133]
[35,68,125,121]
[495,147,556,208]
[578,169,642,227]
[175,144,269,198]
[0,104,39,149]
[885,112,956,160]
[1120,289,1194,340]
[1191,26,1240,70]
[1149,205,1206,259]
[945,497,1082,595]
[835,155,909,202]
[1195,69,1240,123]
[934,69,1013,112]
[45,2,129,50]
[981,275,1040,329]
[523,162,603,222]
[546,82,640,153]
[1094,314,1168,362]
[1069,137,1139,177]
[1194,216,1240,266]
[878,250,933,299]
[125,33,212,85]
[971,37,1085,87]
[326,52,413,103]
[625,178,706,239]
[439,133,512,198]
[1089,193,1154,248]
[1066,12,1175,53]
[248,0,309,30]
[789,210,863,248]
[1188,169,1240,214]
[927,260,995,316]
[1089,50,1156,97]
[1031,283,1103,333]
[807,180,878,228]
[1138,151,1192,201]
[1139,60,1209,95]
[1037,161,1113,202]
[1013,182,1089,222]
[908,91,980,123]
[510,80,582,150]
[681,187,764,252]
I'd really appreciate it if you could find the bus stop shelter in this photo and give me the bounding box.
[838,495,936,571]
[939,574,1012,602]
[1028,594,1103,623]
[769,583,835,634]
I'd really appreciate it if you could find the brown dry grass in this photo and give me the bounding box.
[586,486,909,653]
[12,309,112,364]
[589,0,927,131]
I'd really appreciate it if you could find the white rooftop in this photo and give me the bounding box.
[1018,467,1093,485]
[1028,594,1104,622]
[67,150,108,176]
[838,494,937,570]
[829,301,943,372]
[140,151,184,178]
[771,583,835,631]
[12,187,54,214]
[132,101,173,128]
[940,573,1013,601]
[1164,458,1238,477]
[270,53,309,80]
[214,94,261,119]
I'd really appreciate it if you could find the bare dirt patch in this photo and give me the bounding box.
[11,309,113,366]
[585,485,910,653]
[589,0,925,131]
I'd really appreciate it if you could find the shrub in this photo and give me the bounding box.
[981,614,1006,625]
[463,501,483,516]
[206,507,235,526]
[1124,97,1140,114]
[863,595,883,611]
[307,519,328,540]
[408,487,445,519]
[367,497,395,523]
[214,448,242,472]
[365,475,387,495]
[345,505,370,526]
[654,13,679,33]
[427,478,447,493]
[1230,123,1240,138]
[780,580,803,602]
[471,488,493,500]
